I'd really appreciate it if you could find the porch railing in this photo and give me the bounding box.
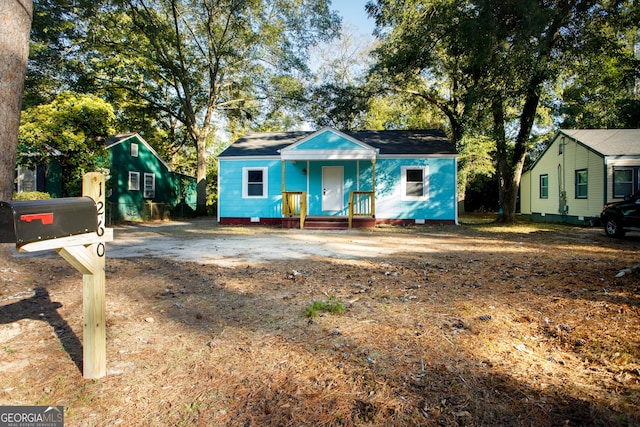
[348,191,375,229]
[282,191,307,229]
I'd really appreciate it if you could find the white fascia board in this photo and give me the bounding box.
[218,156,281,161]
[605,154,640,161]
[377,154,459,159]
[281,150,377,160]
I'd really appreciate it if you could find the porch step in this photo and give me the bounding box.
[303,216,349,230]
[282,216,375,230]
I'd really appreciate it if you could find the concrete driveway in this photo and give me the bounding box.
[103,218,433,267]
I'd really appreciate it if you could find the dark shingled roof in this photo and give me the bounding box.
[218,129,456,157]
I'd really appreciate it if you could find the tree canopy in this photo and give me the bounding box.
[367,0,640,221]
[18,91,115,196]
[78,0,340,213]
[14,0,640,215]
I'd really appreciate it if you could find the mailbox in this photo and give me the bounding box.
[0,197,98,247]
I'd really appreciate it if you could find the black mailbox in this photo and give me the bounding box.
[0,197,98,247]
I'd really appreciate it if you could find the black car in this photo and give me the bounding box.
[600,195,640,237]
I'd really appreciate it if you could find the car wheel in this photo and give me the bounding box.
[604,217,625,237]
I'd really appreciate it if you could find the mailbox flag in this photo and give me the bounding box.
[20,213,54,225]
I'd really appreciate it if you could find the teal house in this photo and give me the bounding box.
[217,127,458,229]
[106,133,197,222]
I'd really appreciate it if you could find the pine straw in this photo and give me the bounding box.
[0,225,639,426]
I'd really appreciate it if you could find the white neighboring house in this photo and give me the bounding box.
[520,129,640,225]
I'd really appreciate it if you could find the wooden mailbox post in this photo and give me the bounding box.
[15,173,113,379]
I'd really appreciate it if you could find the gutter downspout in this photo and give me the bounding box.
[603,156,608,206]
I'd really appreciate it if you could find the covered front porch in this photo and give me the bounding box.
[279,133,379,229]
[281,191,376,230]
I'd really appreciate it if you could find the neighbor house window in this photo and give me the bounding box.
[144,173,155,198]
[130,142,139,157]
[242,167,267,198]
[613,168,634,198]
[401,166,429,201]
[540,174,548,199]
[575,169,588,199]
[17,165,37,193]
[128,171,140,191]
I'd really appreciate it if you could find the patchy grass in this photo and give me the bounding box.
[305,297,346,318]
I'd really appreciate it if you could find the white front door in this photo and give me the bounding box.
[322,166,344,212]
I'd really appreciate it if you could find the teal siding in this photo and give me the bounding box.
[283,161,307,192]
[44,160,63,198]
[218,159,284,218]
[376,158,457,220]
[306,160,358,216]
[291,133,366,151]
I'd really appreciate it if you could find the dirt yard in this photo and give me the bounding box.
[1,217,639,426]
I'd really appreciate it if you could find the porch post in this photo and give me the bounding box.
[281,160,285,194]
[281,160,285,218]
[371,158,376,218]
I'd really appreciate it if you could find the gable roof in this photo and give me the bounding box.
[106,132,173,172]
[561,129,640,157]
[280,128,379,160]
[526,129,640,172]
[218,129,456,158]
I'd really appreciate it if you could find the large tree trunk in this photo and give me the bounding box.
[195,133,208,215]
[0,0,33,201]
[499,159,526,223]
[501,83,542,223]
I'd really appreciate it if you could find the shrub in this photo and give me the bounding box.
[13,192,52,201]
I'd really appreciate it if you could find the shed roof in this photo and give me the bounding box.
[218,129,456,158]
[562,129,640,156]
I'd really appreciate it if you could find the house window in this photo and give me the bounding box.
[613,168,634,198]
[243,167,267,198]
[401,166,429,201]
[575,169,588,199]
[540,174,548,199]
[17,165,37,193]
[128,171,140,191]
[144,173,155,198]
[131,143,139,157]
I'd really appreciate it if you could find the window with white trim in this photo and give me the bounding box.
[575,169,588,199]
[131,142,139,157]
[613,168,635,198]
[144,173,155,198]
[401,166,429,201]
[128,171,140,191]
[243,167,268,198]
[540,174,548,199]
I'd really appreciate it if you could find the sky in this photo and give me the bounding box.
[331,0,376,36]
